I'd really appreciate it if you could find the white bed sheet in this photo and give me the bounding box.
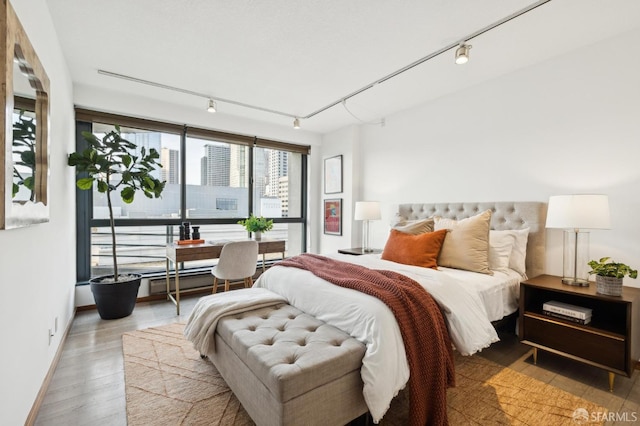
[254,253,514,422]
[435,266,521,322]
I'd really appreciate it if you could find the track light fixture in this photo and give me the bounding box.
[455,43,472,65]
[207,98,217,113]
[293,118,300,129]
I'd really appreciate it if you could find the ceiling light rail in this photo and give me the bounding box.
[96,0,551,127]
[97,69,298,119]
[303,0,551,120]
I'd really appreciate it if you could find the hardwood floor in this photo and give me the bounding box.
[35,296,200,426]
[35,296,639,425]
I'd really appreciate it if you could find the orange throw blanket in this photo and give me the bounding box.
[277,254,455,426]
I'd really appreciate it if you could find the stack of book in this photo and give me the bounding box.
[542,300,592,325]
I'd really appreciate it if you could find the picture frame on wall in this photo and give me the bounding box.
[324,155,342,194]
[323,198,342,235]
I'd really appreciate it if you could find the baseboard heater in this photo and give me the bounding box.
[148,271,213,295]
[149,260,275,295]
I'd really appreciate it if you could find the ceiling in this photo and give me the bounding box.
[46,0,640,134]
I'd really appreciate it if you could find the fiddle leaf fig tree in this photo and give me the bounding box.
[68,125,166,282]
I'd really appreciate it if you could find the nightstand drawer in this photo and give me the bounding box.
[523,314,626,371]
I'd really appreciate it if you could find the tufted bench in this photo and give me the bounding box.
[206,303,368,426]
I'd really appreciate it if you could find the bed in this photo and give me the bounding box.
[253,201,546,423]
[186,201,546,425]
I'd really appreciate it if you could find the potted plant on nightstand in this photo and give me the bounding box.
[68,125,165,319]
[588,257,637,296]
[238,214,273,240]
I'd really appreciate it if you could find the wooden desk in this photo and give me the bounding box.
[165,239,286,314]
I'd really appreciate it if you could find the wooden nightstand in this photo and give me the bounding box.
[337,248,382,256]
[519,274,640,391]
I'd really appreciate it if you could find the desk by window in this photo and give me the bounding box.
[165,239,286,314]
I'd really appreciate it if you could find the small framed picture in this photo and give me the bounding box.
[324,199,342,235]
[324,155,342,194]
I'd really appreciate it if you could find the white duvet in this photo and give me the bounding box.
[254,253,502,423]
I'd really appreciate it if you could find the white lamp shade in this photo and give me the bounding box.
[545,194,611,230]
[354,201,381,221]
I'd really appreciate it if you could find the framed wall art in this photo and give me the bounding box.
[323,198,342,235]
[323,155,342,194]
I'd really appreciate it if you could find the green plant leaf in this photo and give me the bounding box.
[20,150,35,166]
[97,180,108,193]
[23,176,34,191]
[76,177,94,190]
[143,176,155,189]
[121,186,135,203]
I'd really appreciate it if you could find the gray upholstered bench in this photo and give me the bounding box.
[206,303,368,426]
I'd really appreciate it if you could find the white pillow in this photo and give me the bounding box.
[488,231,514,272]
[491,228,530,277]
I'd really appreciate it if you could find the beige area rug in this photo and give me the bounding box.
[123,324,606,425]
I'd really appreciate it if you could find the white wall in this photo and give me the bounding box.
[0,1,77,424]
[324,28,640,288]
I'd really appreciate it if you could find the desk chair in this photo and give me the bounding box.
[212,240,259,293]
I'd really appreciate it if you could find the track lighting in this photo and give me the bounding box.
[455,43,472,65]
[207,99,217,113]
[98,0,550,126]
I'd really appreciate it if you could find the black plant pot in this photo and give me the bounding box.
[90,274,142,320]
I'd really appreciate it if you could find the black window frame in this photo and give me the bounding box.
[74,109,309,283]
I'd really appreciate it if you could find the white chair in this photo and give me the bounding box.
[212,240,259,293]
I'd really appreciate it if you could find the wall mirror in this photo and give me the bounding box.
[1,1,50,229]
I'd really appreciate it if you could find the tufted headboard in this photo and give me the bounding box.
[396,202,546,279]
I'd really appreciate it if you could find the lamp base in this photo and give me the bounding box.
[561,277,590,287]
[362,247,374,253]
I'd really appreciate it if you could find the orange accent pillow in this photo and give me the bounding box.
[381,229,448,269]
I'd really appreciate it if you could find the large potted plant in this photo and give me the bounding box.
[238,214,273,240]
[68,125,165,319]
[588,257,637,296]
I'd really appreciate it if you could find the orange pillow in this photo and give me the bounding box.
[381,229,447,269]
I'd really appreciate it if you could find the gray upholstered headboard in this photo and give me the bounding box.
[396,202,546,279]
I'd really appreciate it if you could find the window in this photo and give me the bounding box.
[216,198,238,210]
[90,123,181,219]
[252,147,302,218]
[74,109,309,282]
[184,135,248,219]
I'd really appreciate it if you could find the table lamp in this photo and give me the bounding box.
[545,194,611,286]
[354,201,381,252]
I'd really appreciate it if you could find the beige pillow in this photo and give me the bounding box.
[393,218,434,235]
[434,210,493,275]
